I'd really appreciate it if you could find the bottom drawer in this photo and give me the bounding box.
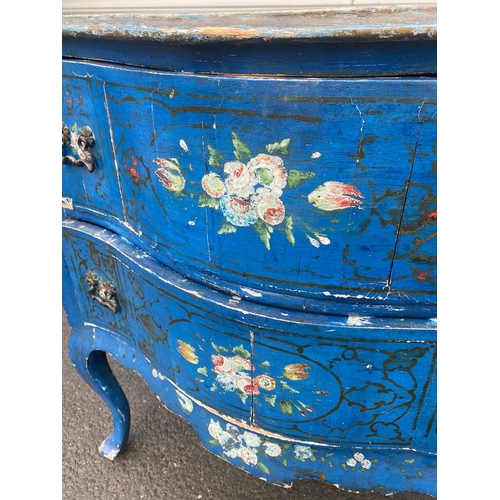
[62,218,436,496]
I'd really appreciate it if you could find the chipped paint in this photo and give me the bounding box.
[98,441,120,461]
[62,6,437,44]
[64,214,436,495]
[196,27,261,39]
[347,315,373,326]
[170,381,342,449]
[240,287,263,298]
[62,197,73,209]
[62,9,437,485]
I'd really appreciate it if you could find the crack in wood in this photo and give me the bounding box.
[250,329,256,426]
[387,101,427,289]
[104,82,129,227]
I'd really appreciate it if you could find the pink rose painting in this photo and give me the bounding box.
[198,133,363,250]
[154,132,364,250]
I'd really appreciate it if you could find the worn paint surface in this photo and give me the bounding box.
[62,61,436,317]
[62,8,436,77]
[62,6,437,43]
[62,220,436,496]
[62,11,437,497]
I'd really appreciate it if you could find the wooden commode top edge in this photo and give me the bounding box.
[62,5,437,43]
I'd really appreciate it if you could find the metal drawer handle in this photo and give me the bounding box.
[85,271,119,314]
[62,123,96,173]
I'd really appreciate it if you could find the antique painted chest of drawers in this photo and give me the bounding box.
[62,6,437,497]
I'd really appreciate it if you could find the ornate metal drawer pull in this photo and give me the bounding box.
[62,123,96,173]
[85,271,119,314]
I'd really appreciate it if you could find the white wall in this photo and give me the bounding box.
[63,0,436,15]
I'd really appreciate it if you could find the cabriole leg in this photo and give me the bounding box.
[68,326,130,460]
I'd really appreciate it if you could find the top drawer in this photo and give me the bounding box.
[62,60,436,317]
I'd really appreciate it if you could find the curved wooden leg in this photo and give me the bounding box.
[68,326,130,460]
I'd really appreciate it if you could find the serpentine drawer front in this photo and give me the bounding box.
[63,219,436,492]
[62,7,437,497]
[63,63,436,317]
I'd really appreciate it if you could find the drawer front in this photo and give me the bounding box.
[62,75,124,220]
[251,330,436,451]
[62,61,436,314]
[62,219,436,454]
[62,220,252,423]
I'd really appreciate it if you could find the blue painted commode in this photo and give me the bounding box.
[62,6,437,497]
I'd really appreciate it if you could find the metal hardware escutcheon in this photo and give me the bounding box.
[85,271,119,314]
[62,123,96,173]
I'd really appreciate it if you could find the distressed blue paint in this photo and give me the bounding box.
[62,38,437,78]
[62,219,436,495]
[69,327,131,459]
[62,61,436,317]
[62,77,123,220]
[62,10,437,497]
[61,8,436,77]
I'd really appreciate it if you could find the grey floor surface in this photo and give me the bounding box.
[62,311,435,500]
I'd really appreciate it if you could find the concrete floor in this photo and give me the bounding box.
[62,311,435,500]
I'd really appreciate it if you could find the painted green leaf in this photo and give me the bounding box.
[218,222,237,235]
[257,462,270,475]
[417,471,423,477]
[236,390,248,404]
[266,138,291,155]
[263,394,277,407]
[232,132,251,162]
[279,380,300,394]
[208,145,225,168]
[283,215,295,246]
[287,169,316,188]
[254,220,273,250]
[209,439,219,445]
[283,459,288,466]
[168,157,182,169]
[279,399,293,415]
[340,463,347,470]
[198,192,220,209]
[404,459,415,464]
[197,367,208,376]
[211,341,228,353]
[232,344,251,359]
